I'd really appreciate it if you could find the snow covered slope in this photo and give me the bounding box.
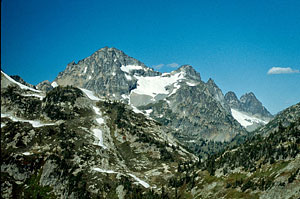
[1,71,41,93]
[129,70,198,107]
[231,108,268,128]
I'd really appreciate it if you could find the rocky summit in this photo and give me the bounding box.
[54,47,159,100]
[1,47,299,199]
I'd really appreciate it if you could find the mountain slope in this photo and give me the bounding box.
[1,72,196,198]
[52,47,249,152]
[161,102,300,198]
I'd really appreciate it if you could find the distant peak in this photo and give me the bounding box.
[240,92,257,101]
[97,46,122,53]
[225,91,238,99]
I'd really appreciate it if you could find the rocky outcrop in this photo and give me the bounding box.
[36,80,53,92]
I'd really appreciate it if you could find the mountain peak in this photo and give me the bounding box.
[239,92,273,118]
[175,64,201,81]
[225,91,241,110]
[96,46,123,53]
[54,47,160,99]
[240,92,256,102]
[225,91,238,100]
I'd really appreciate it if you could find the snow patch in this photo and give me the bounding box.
[22,94,44,100]
[92,129,106,149]
[22,152,32,156]
[93,106,101,115]
[93,168,117,174]
[231,108,267,127]
[120,65,144,73]
[128,174,150,188]
[93,106,105,125]
[186,140,196,143]
[131,105,144,114]
[125,74,132,81]
[80,88,100,101]
[112,72,116,76]
[121,94,129,100]
[96,118,104,125]
[2,71,41,93]
[88,75,92,80]
[186,82,197,86]
[92,168,150,188]
[169,82,181,96]
[1,113,56,128]
[144,109,153,116]
[164,99,171,104]
[84,67,87,74]
[51,81,58,88]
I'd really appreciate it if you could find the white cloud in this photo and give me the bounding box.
[267,67,299,75]
[153,64,165,69]
[167,63,179,68]
[153,63,179,69]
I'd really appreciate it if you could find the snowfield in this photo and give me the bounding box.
[128,174,150,188]
[80,88,101,101]
[132,71,186,98]
[231,108,268,127]
[120,65,145,73]
[92,129,107,149]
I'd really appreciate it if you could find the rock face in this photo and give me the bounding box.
[36,80,53,92]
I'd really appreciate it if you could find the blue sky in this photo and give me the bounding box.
[1,0,300,114]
